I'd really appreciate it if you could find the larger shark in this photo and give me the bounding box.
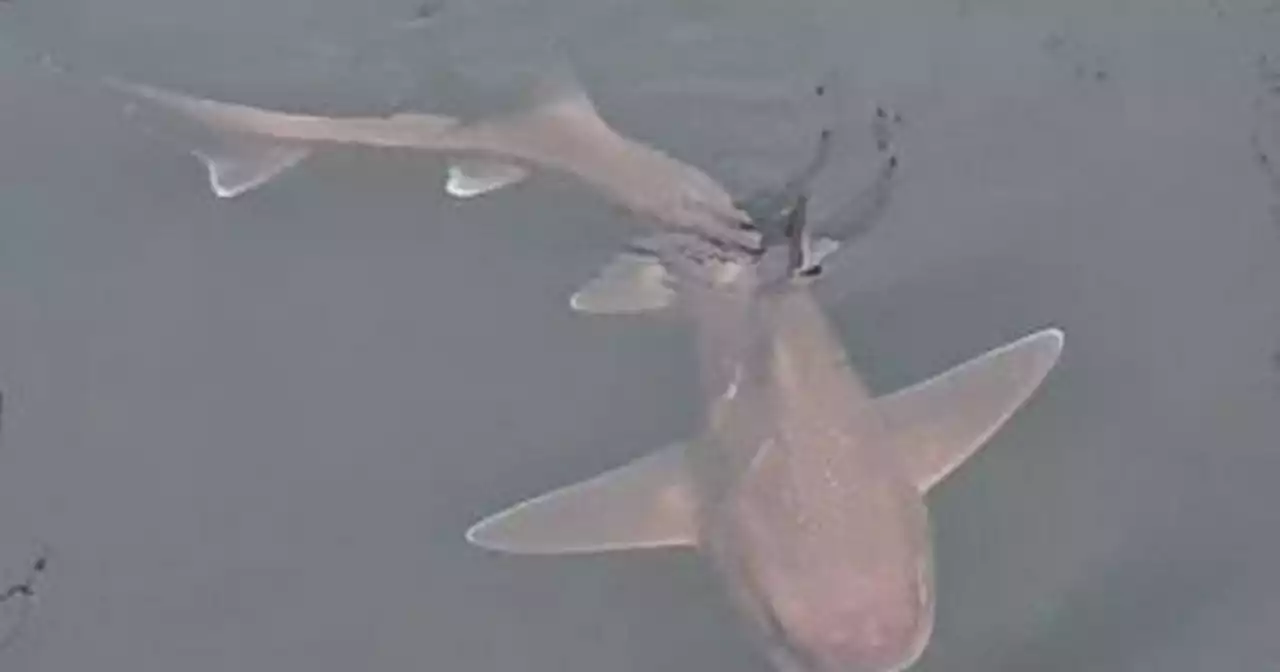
[466,132,1064,672]
[106,72,759,249]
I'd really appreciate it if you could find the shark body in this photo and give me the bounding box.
[110,74,759,249]
[467,134,1064,672]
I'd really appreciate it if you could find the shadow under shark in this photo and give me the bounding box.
[467,130,1064,672]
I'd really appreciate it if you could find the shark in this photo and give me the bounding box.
[465,129,1064,672]
[104,71,760,250]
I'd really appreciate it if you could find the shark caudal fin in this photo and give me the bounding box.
[110,76,591,200]
[466,442,698,554]
[111,80,315,198]
[877,328,1065,493]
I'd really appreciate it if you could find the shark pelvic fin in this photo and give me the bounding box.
[466,442,698,554]
[444,160,530,198]
[569,252,676,314]
[877,328,1064,492]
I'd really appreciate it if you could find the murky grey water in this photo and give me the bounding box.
[1,0,1279,670]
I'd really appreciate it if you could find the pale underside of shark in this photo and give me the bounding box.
[466,142,1065,672]
[106,73,761,250]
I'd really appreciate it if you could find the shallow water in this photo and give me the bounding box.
[1,0,1279,670]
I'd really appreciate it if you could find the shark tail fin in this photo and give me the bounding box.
[110,79,315,198]
[466,442,698,554]
[110,74,572,200]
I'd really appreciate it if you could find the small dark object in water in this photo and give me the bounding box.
[0,547,45,652]
[0,584,31,600]
[0,551,46,603]
[873,106,903,123]
[872,105,903,152]
[784,194,808,274]
[414,0,444,21]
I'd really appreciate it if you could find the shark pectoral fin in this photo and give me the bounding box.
[466,442,698,554]
[877,328,1064,493]
[193,138,312,199]
[569,252,676,315]
[444,160,530,198]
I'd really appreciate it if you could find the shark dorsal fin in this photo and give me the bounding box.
[466,442,698,554]
[877,328,1064,492]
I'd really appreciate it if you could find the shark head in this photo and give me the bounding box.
[568,127,844,316]
[760,559,934,672]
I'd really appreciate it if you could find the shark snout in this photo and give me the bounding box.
[778,596,928,672]
[827,613,920,671]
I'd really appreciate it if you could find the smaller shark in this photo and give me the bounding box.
[466,130,1064,672]
[105,71,760,250]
